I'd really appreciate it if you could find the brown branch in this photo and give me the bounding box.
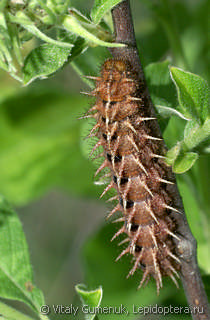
[109,1,210,319]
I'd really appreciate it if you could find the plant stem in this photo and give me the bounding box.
[109,1,210,319]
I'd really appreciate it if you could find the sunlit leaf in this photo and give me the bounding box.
[76,285,103,320]
[170,67,209,123]
[173,152,198,173]
[22,43,71,85]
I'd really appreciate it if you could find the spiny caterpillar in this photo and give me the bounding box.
[83,58,181,293]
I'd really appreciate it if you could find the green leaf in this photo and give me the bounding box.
[76,285,103,320]
[173,152,198,174]
[183,117,210,151]
[70,8,96,24]
[68,37,88,63]
[0,195,45,315]
[0,13,17,75]
[62,14,125,48]
[7,23,23,67]
[166,142,181,165]
[22,43,71,85]
[35,0,57,25]
[0,12,7,29]
[0,301,34,320]
[8,11,74,48]
[0,0,7,10]
[91,0,123,24]
[170,67,210,123]
[0,50,9,71]
[156,105,190,120]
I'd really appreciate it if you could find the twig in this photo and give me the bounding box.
[109,1,210,319]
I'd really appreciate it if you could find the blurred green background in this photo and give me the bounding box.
[0,0,209,319]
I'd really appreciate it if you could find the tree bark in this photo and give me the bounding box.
[109,1,210,319]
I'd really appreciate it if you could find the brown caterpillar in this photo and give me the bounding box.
[84,58,181,293]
